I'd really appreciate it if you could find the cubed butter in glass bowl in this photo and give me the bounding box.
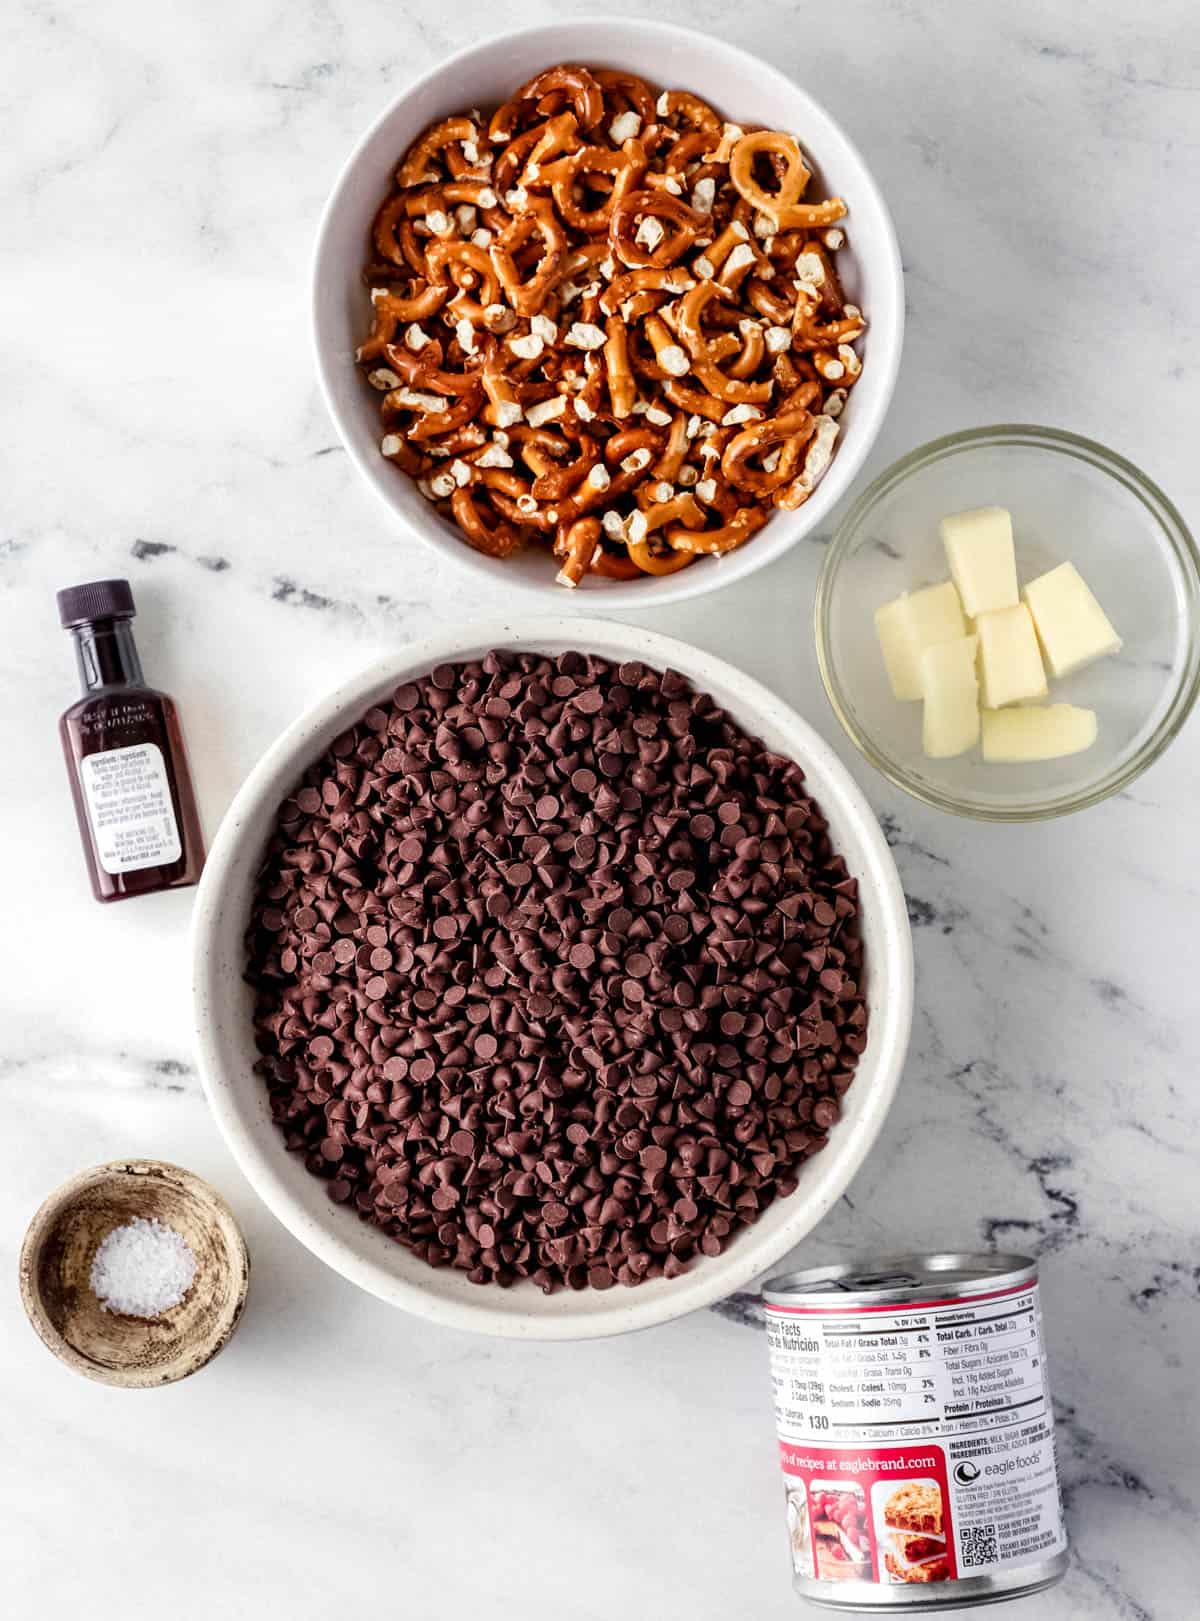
[815,426,1200,820]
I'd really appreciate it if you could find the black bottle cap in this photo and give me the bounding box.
[57,579,136,629]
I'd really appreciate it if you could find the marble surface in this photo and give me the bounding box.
[3,1,1197,1615]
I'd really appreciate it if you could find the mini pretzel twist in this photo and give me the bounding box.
[358,67,864,583]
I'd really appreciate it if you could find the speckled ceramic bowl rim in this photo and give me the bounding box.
[18,1159,250,1389]
[310,16,904,610]
[815,424,1200,821]
[191,618,913,1339]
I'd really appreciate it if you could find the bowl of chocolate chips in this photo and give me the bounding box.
[193,619,912,1338]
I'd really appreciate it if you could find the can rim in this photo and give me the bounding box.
[763,1251,1037,1309]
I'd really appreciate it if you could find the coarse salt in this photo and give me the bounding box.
[89,1217,197,1318]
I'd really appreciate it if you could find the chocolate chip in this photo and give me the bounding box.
[247,650,867,1294]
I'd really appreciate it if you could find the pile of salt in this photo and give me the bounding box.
[89,1216,197,1317]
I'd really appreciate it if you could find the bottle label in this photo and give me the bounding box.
[80,742,182,874]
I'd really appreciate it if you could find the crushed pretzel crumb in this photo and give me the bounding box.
[475,444,513,469]
[566,322,607,350]
[509,332,545,360]
[526,395,567,427]
[397,389,448,413]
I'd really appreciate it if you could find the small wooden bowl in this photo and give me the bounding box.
[19,1159,250,1388]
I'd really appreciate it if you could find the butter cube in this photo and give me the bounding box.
[1023,561,1122,678]
[874,581,967,700]
[921,635,979,758]
[940,506,1019,617]
[981,704,1098,762]
[976,602,1048,708]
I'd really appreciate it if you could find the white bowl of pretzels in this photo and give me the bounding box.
[313,18,904,605]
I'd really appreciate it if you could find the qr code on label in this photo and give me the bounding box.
[961,1524,998,1567]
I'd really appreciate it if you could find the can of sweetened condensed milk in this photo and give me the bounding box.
[764,1253,1068,1609]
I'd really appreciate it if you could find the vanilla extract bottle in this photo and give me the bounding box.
[57,579,205,902]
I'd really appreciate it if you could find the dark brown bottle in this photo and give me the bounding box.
[58,579,205,903]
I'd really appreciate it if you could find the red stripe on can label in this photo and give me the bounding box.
[767,1280,1067,1594]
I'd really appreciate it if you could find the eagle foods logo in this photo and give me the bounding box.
[954,1460,982,1485]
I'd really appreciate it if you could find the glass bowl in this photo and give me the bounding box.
[815,426,1200,820]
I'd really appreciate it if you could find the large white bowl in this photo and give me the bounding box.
[192,620,913,1338]
[312,18,904,609]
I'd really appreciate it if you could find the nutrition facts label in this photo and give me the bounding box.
[772,1283,1050,1442]
[768,1281,1067,1588]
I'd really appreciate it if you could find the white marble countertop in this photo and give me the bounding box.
[3,1,1197,1615]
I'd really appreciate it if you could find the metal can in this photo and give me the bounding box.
[764,1253,1068,1610]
